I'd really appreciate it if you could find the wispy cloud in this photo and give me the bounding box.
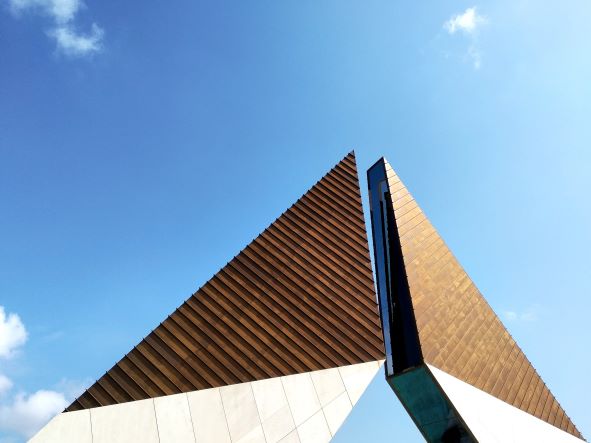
[41,330,64,343]
[10,0,81,24]
[48,23,104,56]
[0,391,68,439]
[444,7,486,35]
[443,7,487,69]
[0,307,27,359]
[0,305,83,439]
[0,376,13,398]
[503,306,539,323]
[7,0,104,57]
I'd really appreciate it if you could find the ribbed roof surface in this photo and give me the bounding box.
[378,158,582,439]
[67,152,384,411]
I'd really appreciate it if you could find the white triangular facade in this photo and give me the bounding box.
[427,365,584,443]
[30,361,382,443]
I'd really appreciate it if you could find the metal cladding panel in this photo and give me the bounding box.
[370,158,582,440]
[67,152,384,411]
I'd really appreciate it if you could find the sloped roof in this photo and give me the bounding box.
[67,152,384,411]
[371,157,582,439]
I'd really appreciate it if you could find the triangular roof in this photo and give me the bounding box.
[67,152,384,411]
[369,157,582,439]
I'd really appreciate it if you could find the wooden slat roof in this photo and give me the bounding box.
[67,152,384,411]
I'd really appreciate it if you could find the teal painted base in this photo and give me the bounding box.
[387,365,474,443]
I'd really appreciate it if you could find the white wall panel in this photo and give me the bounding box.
[297,410,331,443]
[322,392,352,436]
[154,393,196,443]
[220,382,265,443]
[91,398,159,443]
[29,409,92,443]
[278,430,301,443]
[252,376,296,443]
[310,367,345,407]
[338,360,381,406]
[282,372,321,427]
[187,387,231,443]
[29,360,382,443]
[428,364,585,443]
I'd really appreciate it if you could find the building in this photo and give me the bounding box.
[29,153,584,443]
[367,158,583,442]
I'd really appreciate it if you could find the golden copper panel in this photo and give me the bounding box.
[381,159,582,439]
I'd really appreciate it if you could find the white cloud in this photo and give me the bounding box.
[9,0,81,23]
[0,306,84,439]
[0,376,13,398]
[7,0,104,57]
[47,0,80,24]
[49,23,104,56]
[444,7,486,35]
[0,390,67,438]
[504,311,518,321]
[504,306,538,323]
[443,7,487,69]
[0,307,27,359]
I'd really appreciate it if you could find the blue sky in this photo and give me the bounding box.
[1,0,590,441]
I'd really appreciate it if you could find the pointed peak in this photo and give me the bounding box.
[367,156,389,172]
